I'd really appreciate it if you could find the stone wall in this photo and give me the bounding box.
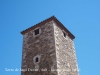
[21,20,79,75]
[21,21,58,75]
[53,22,79,75]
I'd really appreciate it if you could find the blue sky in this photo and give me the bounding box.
[0,0,100,75]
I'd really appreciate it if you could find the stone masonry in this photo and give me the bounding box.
[21,16,79,75]
[53,22,79,75]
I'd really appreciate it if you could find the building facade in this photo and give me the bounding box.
[21,16,79,75]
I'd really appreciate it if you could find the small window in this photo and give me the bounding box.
[33,55,41,64]
[63,31,66,38]
[34,29,39,35]
[35,57,39,62]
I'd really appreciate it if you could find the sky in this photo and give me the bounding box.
[0,0,100,75]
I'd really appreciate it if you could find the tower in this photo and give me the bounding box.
[21,16,79,75]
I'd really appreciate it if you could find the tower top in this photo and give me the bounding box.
[21,16,75,39]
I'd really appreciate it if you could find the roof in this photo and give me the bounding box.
[21,16,75,39]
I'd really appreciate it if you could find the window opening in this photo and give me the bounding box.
[34,29,39,35]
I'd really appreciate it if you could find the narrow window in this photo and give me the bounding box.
[35,57,39,62]
[63,32,66,38]
[34,29,39,35]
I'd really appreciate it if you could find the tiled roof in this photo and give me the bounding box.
[21,16,75,39]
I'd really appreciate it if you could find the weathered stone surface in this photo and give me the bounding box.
[21,21,58,75]
[21,20,79,75]
[53,22,79,75]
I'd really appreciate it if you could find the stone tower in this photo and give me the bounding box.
[21,16,79,75]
